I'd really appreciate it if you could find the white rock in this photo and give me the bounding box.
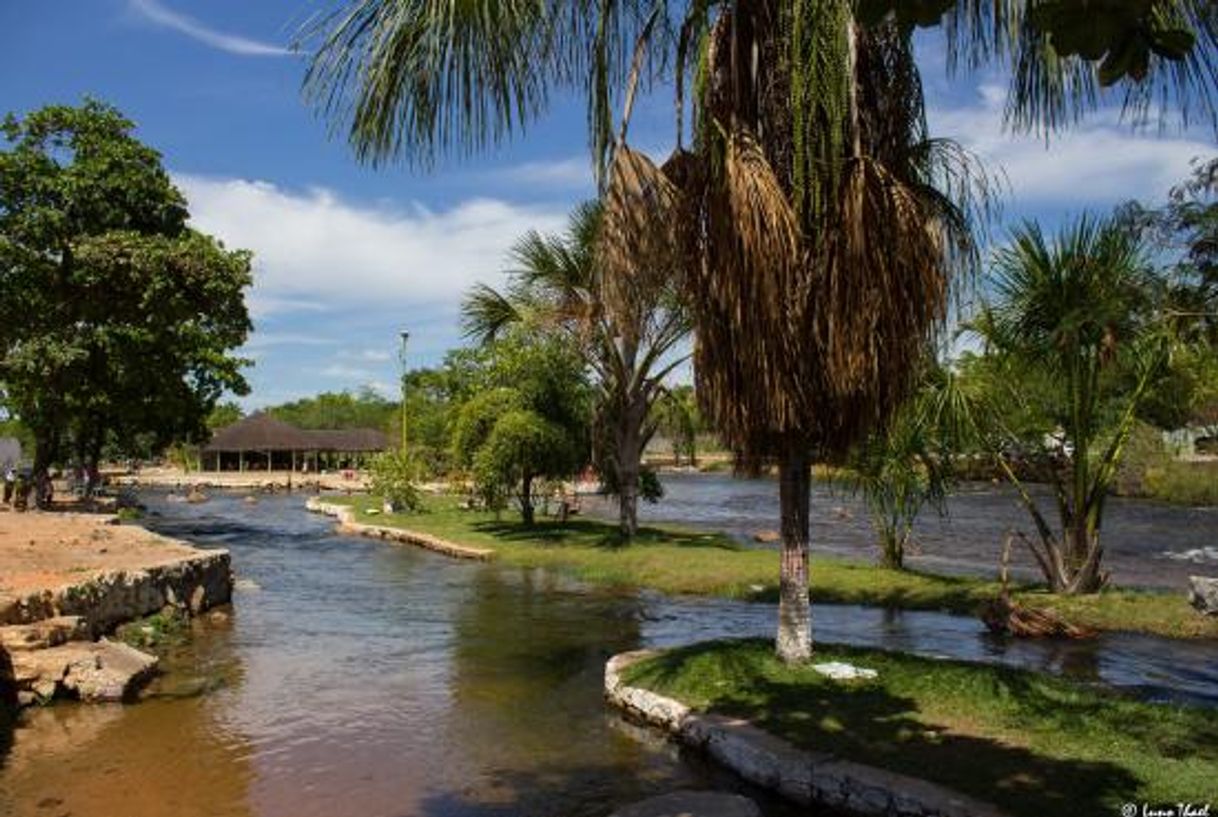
[812,661,877,681]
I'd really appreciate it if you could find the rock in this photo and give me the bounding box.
[1189,576,1218,616]
[0,616,89,652]
[752,530,780,544]
[234,578,260,593]
[609,792,761,817]
[185,488,208,504]
[813,661,878,681]
[10,640,158,703]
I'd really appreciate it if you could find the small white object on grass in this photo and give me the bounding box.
[813,661,878,681]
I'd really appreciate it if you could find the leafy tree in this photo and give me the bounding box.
[473,409,578,524]
[368,450,422,511]
[463,203,689,537]
[450,335,591,522]
[303,1,1214,661]
[654,385,702,466]
[268,387,396,432]
[0,100,250,502]
[965,216,1168,593]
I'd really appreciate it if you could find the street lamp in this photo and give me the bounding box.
[398,330,410,453]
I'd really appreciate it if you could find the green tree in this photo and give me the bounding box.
[966,216,1168,593]
[303,1,1214,662]
[268,387,397,431]
[450,335,591,522]
[463,203,689,537]
[0,100,251,502]
[654,385,702,466]
[473,409,578,524]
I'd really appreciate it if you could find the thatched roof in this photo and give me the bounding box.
[0,437,22,469]
[305,428,391,452]
[204,414,390,453]
[204,413,314,452]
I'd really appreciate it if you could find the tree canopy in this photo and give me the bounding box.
[0,100,251,495]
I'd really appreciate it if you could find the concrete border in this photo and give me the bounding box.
[605,650,1009,817]
[306,497,494,561]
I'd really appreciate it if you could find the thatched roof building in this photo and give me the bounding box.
[202,413,389,471]
[205,413,314,453]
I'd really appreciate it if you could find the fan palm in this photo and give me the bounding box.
[462,203,690,538]
[303,0,1213,662]
[967,216,1166,593]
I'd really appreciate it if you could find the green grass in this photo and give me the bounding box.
[624,639,1218,817]
[323,493,1218,639]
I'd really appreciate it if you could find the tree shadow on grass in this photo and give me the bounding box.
[632,640,1148,817]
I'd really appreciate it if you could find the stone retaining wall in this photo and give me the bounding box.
[306,497,494,561]
[605,650,1009,817]
[0,549,232,637]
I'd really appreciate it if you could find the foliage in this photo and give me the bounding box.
[463,202,690,537]
[268,387,396,432]
[847,365,965,569]
[207,401,244,431]
[653,385,703,465]
[965,215,1167,593]
[472,409,578,524]
[0,100,251,503]
[448,333,591,522]
[368,450,421,511]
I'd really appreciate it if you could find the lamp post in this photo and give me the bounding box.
[398,330,410,453]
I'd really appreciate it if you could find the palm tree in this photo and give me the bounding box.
[462,203,690,538]
[303,0,1214,662]
[966,216,1166,593]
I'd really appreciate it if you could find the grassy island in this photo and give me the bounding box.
[320,494,1218,639]
[622,640,1218,817]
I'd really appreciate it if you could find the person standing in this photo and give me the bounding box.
[2,466,14,506]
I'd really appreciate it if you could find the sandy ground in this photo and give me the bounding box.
[111,466,370,491]
[0,510,204,603]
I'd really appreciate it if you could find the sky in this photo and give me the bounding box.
[2,1,1213,408]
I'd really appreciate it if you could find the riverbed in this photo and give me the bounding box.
[2,491,1215,817]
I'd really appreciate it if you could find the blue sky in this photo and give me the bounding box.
[3,1,1212,408]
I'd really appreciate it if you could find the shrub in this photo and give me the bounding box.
[368,451,421,512]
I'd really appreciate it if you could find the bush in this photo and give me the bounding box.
[368,451,421,512]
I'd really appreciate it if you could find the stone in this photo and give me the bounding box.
[10,640,158,703]
[1189,576,1218,615]
[609,791,761,817]
[812,661,878,681]
[752,530,781,544]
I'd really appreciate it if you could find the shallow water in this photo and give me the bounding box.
[0,494,806,817]
[2,491,1215,817]
[586,472,1218,590]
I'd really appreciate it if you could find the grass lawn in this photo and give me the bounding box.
[623,639,1218,817]
[322,493,1218,639]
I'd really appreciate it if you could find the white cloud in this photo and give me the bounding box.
[320,364,376,380]
[493,157,594,190]
[175,174,568,318]
[929,86,1212,208]
[243,332,335,349]
[128,0,290,57]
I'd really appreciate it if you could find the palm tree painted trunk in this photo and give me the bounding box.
[776,446,812,662]
[614,393,648,538]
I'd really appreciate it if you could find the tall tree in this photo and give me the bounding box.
[304,1,1215,661]
[0,100,251,501]
[462,203,689,537]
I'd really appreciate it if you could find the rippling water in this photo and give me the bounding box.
[2,491,1215,817]
[585,473,1218,590]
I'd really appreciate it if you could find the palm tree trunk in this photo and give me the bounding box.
[520,473,535,525]
[615,397,646,539]
[776,446,812,662]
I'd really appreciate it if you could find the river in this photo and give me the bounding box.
[1,490,1215,817]
[585,472,1218,590]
